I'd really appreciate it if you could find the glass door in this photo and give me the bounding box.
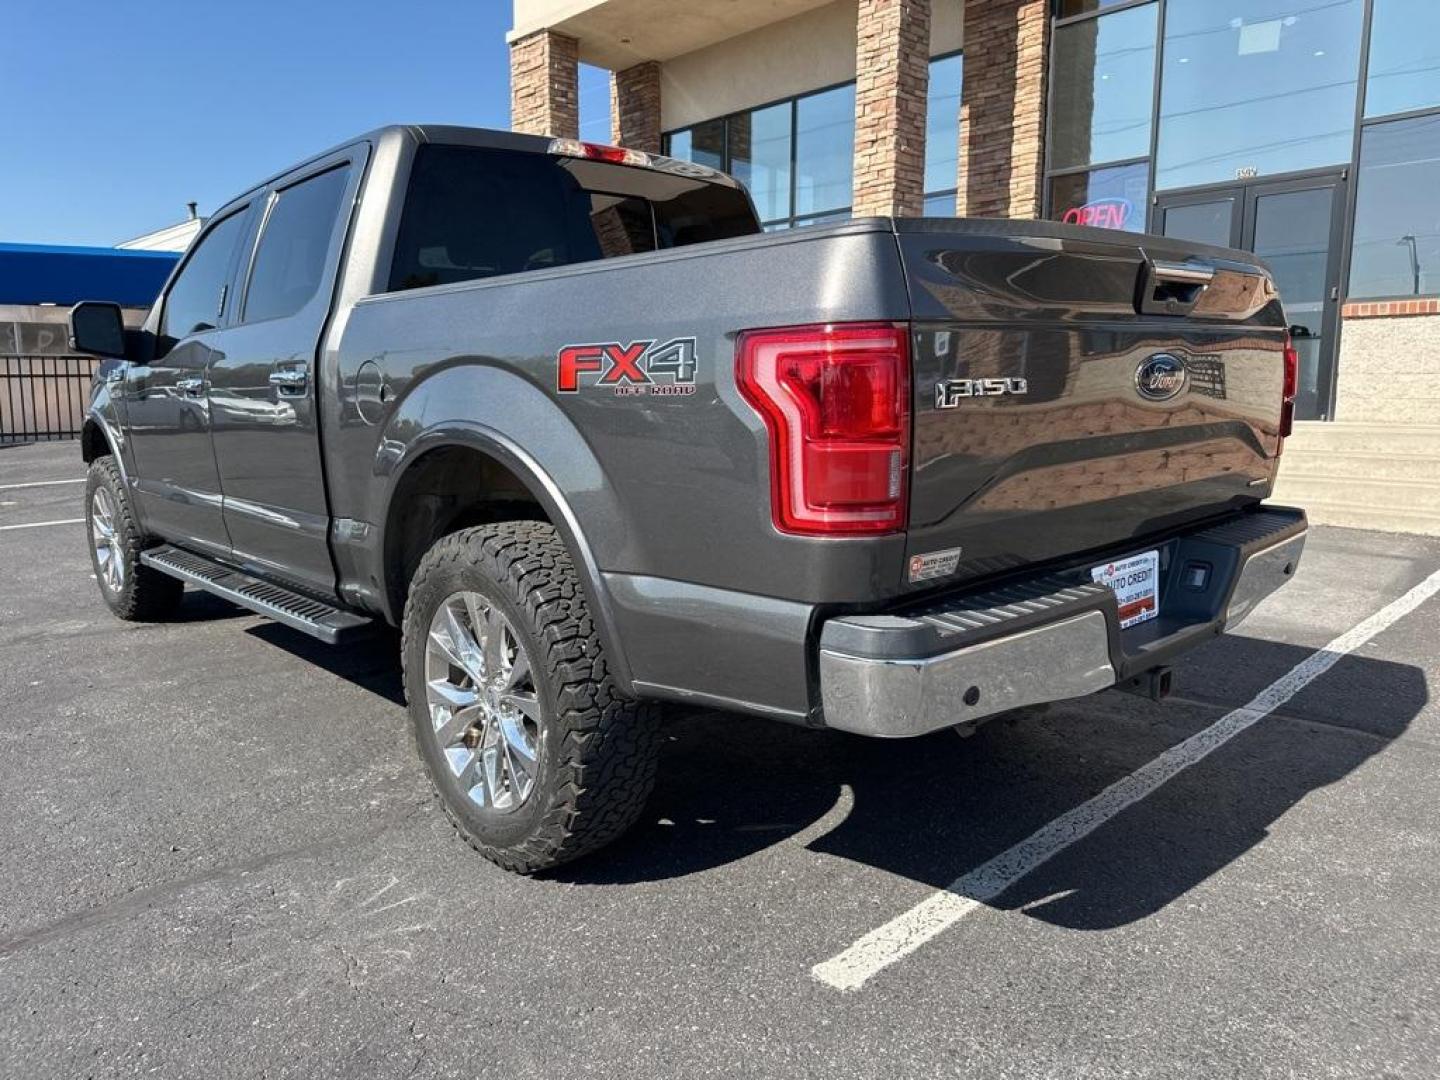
[1157,189,1242,249]
[1155,172,1346,419]
[1242,178,1345,421]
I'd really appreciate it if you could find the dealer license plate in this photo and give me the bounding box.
[1091,549,1160,629]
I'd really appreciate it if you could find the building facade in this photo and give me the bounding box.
[509,0,1440,533]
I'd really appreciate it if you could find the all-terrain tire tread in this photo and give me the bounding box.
[86,456,184,621]
[401,521,661,873]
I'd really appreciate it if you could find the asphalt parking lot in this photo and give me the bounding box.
[2,438,1438,1080]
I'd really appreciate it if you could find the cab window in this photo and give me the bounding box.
[243,165,352,323]
[160,208,249,341]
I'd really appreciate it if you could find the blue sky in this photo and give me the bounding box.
[0,0,611,247]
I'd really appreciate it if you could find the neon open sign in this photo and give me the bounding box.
[1062,197,1133,230]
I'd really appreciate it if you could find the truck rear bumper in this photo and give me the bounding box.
[818,507,1307,738]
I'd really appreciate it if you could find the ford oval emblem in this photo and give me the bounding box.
[1135,353,1188,402]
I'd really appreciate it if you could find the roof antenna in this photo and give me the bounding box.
[186,201,198,220]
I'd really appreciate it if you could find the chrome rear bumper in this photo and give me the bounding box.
[818,508,1307,738]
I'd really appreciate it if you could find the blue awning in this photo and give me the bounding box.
[0,242,179,307]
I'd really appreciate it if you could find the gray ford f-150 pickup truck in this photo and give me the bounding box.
[70,125,1306,872]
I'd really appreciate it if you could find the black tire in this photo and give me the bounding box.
[401,521,661,873]
[85,456,184,621]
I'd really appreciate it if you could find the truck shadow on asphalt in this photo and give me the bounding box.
[238,619,1426,931]
[550,634,1427,931]
[245,623,406,704]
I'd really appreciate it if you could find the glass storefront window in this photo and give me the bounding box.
[1049,3,1157,171]
[1156,0,1364,191]
[923,192,957,217]
[1055,0,1136,16]
[1364,0,1440,119]
[925,53,963,202]
[794,83,856,217]
[1349,113,1440,298]
[1048,161,1149,232]
[730,103,792,224]
[667,120,725,171]
[667,52,966,225]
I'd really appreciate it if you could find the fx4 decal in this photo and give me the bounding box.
[557,338,698,397]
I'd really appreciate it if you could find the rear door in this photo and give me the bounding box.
[125,204,254,556]
[206,149,364,596]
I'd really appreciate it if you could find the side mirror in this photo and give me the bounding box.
[69,301,128,360]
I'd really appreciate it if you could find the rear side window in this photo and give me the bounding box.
[243,165,352,323]
[388,145,758,292]
[161,208,249,339]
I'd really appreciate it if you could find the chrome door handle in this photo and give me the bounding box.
[177,376,205,397]
[268,364,309,393]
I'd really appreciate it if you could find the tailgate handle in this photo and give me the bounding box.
[1138,259,1214,316]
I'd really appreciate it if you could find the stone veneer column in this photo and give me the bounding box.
[956,0,1050,218]
[852,0,932,218]
[510,30,580,139]
[610,61,662,153]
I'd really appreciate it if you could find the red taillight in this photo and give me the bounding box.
[1281,336,1300,439]
[736,323,909,535]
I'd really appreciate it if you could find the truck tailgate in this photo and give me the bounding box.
[896,218,1289,587]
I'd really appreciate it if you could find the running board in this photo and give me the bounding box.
[140,545,372,645]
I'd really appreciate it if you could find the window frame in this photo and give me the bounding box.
[156,201,255,345]
[1043,0,1163,230]
[663,53,966,228]
[923,50,965,211]
[1345,110,1440,302]
[1340,0,1440,303]
[234,149,365,328]
[663,76,860,230]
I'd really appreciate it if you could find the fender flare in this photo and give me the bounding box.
[378,421,636,696]
[80,408,129,482]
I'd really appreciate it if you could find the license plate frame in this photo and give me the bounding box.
[1091,549,1161,629]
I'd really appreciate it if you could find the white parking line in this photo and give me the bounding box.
[0,478,85,491]
[812,567,1440,993]
[0,518,85,532]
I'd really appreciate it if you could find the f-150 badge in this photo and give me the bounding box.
[557,338,698,397]
[935,377,1028,408]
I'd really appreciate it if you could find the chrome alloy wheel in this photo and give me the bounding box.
[91,487,124,594]
[423,591,542,813]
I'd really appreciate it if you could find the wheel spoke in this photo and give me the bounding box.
[498,713,537,765]
[481,605,507,678]
[447,747,486,806]
[427,678,478,711]
[481,745,504,807]
[503,645,530,693]
[457,593,491,677]
[500,690,541,723]
[440,604,485,683]
[432,701,484,746]
[427,625,468,673]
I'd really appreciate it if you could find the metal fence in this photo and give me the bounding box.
[0,354,99,443]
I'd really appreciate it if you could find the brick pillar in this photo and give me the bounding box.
[509,30,579,138]
[852,0,932,219]
[610,61,662,153]
[956,0,1050,218]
